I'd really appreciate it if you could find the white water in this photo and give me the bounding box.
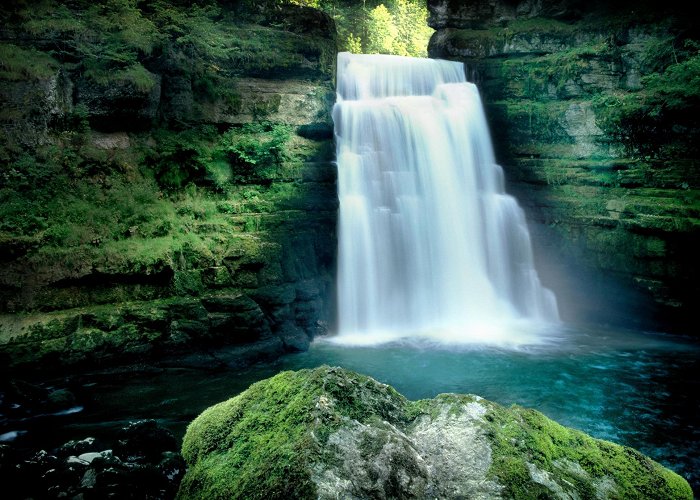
[333,52,558,346]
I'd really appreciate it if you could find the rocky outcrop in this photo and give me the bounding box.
[428,0,581,29]
[429,0,700,329]
[0,420,184,499]
[177,366,692,499]
[0,1,337,372]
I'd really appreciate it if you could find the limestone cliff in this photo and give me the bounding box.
[0,1,337,371]
[428,0,699,329]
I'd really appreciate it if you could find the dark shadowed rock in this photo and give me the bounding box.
[114,419,178,463]
[75,74,161,131]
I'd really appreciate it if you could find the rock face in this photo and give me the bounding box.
[178,366,692,499]
[0,1,337,371]
[428,0,700,329]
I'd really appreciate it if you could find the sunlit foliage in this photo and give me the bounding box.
[291,0,434,57]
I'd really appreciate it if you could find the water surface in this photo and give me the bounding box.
[3,324,698,492]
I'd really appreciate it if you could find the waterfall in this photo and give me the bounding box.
[333,52,558,345]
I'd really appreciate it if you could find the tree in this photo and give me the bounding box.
[365,4,397,54]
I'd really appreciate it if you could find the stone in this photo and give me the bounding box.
[91,131,130,150]
[428,3,700,329]
[428,0,581,30]
[250,284,297,306]
[201,266,232,288]
[58,437,102,458]
[0,67,72,147]
[74,72,161,131]
[114,420,178,463]
[77,451,111,464]
[80,468,98,489]
[278,322,310,352]
[47,388,76,410]
[178,367,692,499]
[200,294,258,313]
[0,0,336,374]
[67,455,90,466]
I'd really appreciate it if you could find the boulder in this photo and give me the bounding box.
[178,367,692,499]
[114,419,178,463]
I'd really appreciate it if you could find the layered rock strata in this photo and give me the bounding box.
[429,0,700,329]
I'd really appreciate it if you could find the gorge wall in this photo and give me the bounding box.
[428,0,700,329]
[0,1,337,372]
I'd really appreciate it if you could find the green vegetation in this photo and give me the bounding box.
[0,0,334,101]
[0,0,339,316]
[0,123,309,280]
[0,43,59,80]
[179,367,411,499]
[447,14,699,162]
[297,0,433,56]
[592,39,700,157]
[179,369,320,499]
[178,367,693,499]
[16,0,162,90]
[484,403,692,499]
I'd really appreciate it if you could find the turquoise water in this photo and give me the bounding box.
[282,326,700,490]
[3,324,699,493]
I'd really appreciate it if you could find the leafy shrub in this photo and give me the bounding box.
[219,122,293,183]
[0,43,59,80]
[151,127,218,189]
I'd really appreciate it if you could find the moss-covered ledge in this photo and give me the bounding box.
[177,366,692,499]
[0,0,338,372]
[0,290,327,374]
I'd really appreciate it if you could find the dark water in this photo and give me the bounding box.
[2,324,699,492]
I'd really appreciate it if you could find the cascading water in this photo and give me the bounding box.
[333,52,558,345]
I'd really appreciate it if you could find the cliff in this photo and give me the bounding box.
[0,0,338,372]
[428,0,700,329]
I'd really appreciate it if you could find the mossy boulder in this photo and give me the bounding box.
[178,366,692,499]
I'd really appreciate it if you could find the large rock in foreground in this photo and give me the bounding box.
[178,366,692,499]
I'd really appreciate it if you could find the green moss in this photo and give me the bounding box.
[490,99,570,143]
[84,63,158,93]
[178,369,321,499]
[484,402,693,499]
[16,0,163,88]
[219,122,295,183]
[504,18,577,34]
[178,368,693,499]
[590,40,700,157]
[0,0,337,319]
[178,367,415,499]
[0,43,59,80]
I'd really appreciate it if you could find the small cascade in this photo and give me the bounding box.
[333,52,558,344]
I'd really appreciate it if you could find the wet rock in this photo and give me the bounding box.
[250,284,297,306]
[114,420,178,463]
[158,451,186,486]
[3,420,183,499]
[47,388,76,410]
[77,450,112,464]
[0,67,72,147]
[179,367,692,499]
[278,322,310,352]
[58,437,103,458]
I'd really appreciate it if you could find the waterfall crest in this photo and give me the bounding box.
[333,52,558,345]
